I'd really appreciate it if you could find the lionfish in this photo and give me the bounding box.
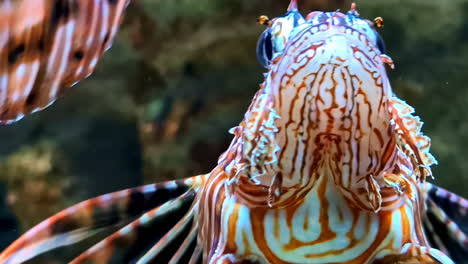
[0,0,467,263]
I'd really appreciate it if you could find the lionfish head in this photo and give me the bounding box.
[233,1,399,210]
[256,1,388,68]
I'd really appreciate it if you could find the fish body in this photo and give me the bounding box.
[198,3,450,263]
[0,1,467,264]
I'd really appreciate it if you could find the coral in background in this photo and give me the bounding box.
[0,141,72,230]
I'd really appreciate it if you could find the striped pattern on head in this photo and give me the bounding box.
[224,3,403,212]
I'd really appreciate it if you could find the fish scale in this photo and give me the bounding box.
[0,0,467,263]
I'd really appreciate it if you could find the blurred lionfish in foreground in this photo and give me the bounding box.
[0,0,467,263]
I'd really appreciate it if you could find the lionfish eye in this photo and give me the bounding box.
[375,32,386,54]
[256,29,273,68]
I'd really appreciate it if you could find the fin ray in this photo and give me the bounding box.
[0,178,195,263]
[71,190,197,263]
[423,182,468,263]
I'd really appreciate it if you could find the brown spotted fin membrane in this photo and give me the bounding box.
[0,0,129,124]
[423,183,468,262]
[0,177,204,264]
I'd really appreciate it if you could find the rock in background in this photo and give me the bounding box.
[0,0,467,248]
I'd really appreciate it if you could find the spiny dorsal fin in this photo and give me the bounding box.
[0,177,203,263]
[423,182,468,262]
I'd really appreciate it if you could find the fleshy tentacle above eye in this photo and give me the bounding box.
[0,0,130,124]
